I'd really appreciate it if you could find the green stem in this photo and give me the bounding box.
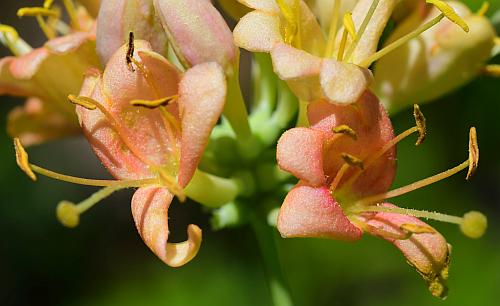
[251,212,294,306]
[184,169,241,208]
[296,100,309,127]
[251,53,278,119]
[224,64,252,141]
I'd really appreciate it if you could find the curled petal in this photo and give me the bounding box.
[178,62,227,187]
[131,187,202,267]
[271,43,323,101]
[361,203,450,298]
[320,59,373,105]
[277,127,326,186]
[154,0,237,71]
[96,0,168,64]
[278,184,362,240]
[234,10,283,52]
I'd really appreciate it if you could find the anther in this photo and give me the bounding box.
[483,65,500,77]
[127,32,135,72]
[460,211,487,238]
[68,94,97,110]
[13,138,37,181]
[341,153,364,170]
[17,7,59,18]
[343,12,357,40]
[56,201,80,228]
[43,0,55,9]
[332,124,357,140]
[413,104,426,145]
[400,223,435,234]
[467,127,479,180]
[426,0,469,32]
[130,96,178,109]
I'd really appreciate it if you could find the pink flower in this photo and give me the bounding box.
[276,91,484,297]
[72,39,227,266]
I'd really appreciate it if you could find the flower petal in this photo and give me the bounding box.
[178,62,227,187]
[237,0,280,13]
[277,127,326,186]
[320,59,373,105]
[131,186,202,267]
[234,10,283,53]
[96,0,168,64]
[361,203,450,298]
[270,43,323,101]
[277,184,362,240]
[154,0,237,72]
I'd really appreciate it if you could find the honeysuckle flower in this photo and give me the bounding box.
[233,0,473,107]
[0,0,99,145]
[276,92,486,297]
[373,0,500,114]
[14,37,231,267]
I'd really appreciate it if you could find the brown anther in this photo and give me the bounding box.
[413,104,426,146]
[332,124,357,140]
[127,32,135,72]
[14,138,37,181]
[68,94,97,110]
[466,127,478,180]
[130,96,177,109]
[400,223,435,234]
[341,153,364,170]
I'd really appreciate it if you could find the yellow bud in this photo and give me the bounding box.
[460,211,487,238]
[56,201,80,228]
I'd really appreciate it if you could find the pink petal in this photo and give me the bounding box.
[276,127,326,186]
[270,43,323,101]
[131,186,202,267]
[45,31,95,54]
[320,59,373,105]
[96,0,168,64]
[154,0,237,71]
[361,203,450,297]
[178,62,226,187]
[233,10,283,52]
[307,91,396,198]
[277,184,362,240]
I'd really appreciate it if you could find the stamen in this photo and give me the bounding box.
[341,153,364,169]
[330,163,350,192]
[43,0,55,9]
[413,104,426,145]
[293,0,302,49]
[467,127,479,180]
[400,223,435,234]
[62,0,81,30]
[343,12,357,41]
[127,32,135,72]
[426,0,469,32]
[337,12,356,61]
[337,29,348,61]
[494,37,500,46]
[332,124,357,140]
[0,24,32,56]
[68,94,97,110]
[359,14,445,67]
[344,0,380,61]
[17,7,59,18]
[157,168,186,202]
[477,2,490,16]
[483,65,500,77]
[14,138,37,181]
[276,0,298,45]
[324,0,341,57]
[130,95,178,109]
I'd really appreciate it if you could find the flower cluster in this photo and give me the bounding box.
[2,0,496,301]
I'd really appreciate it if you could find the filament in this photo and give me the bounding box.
[345,0,380,61]
[324,0,341,57]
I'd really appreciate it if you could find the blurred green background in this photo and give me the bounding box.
[1,1,499,305]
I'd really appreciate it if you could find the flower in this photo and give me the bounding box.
[373,0,499,114]
[275,91,486,297]
[0,0,99,146]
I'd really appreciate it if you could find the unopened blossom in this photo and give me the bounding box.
[373,0,499,114]
[276,92,486,298]
[0,0,99,146]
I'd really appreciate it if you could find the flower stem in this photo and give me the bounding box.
[250,212,294,306]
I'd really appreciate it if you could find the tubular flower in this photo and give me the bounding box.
[373,0,499,114]
[233,0,469,106]
[276,92,486,298]
[14,38,228,267]
[0,0,99,146]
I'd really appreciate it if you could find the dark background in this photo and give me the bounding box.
[1,1,499,305]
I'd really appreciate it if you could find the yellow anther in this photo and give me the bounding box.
[332,124,357,140]
[460,211,487,238]
[68,94,97,110]
[44,0,55,9]
[56,201,80,228]
[476,2,489,17]
[400,223,435,234]
[483,64,500,77]
[426,0,469,32]
[130,96,178,109]
[413,104,426,146]
[341,153,364,170]
[0,24,19,41]
[343,12,357,40]
[466,127,478,180]
[14,138,37,181]
[17,7,59,18]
